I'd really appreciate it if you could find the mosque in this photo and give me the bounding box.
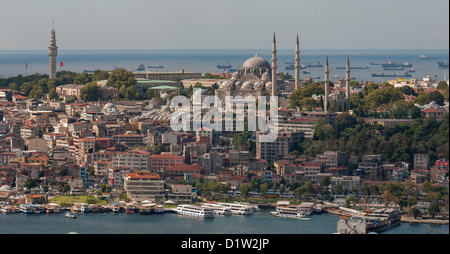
[214,33,297,108]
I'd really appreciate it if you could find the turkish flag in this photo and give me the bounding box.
[60,61,64,67]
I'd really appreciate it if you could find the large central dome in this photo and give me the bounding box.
[241,55,271,69]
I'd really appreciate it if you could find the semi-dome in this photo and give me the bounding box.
[242,56,271,69]
[242,81,253,89]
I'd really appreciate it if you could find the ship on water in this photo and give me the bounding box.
[217,62,232,69]
[306,62,323,68]
[372,72,412,78]
[381,61,413,68]
[420,54,438,60]
[147,65,164,69]
[336,66,369,70]
[438,61,449,69]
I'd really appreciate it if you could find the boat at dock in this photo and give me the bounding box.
[172,204,215,218]
[216,202,254,215]
[271,201,309,219]
[1,205,14,214]
[335,208,401,234]
[201,203,232,216]
[46,203,62,213]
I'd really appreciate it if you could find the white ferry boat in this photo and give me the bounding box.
[217,202,254,215]
[271,207,309,219]
[298,202,315,216]
[201,203,232,215]
[172,204,215,218]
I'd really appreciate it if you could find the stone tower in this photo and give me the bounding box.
[345,55,351,111]
[271,33,277,97]
[48,24,58,79]
[295,34,301,90]
[324,55,330,112]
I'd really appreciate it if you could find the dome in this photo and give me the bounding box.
[265,82,273,90]
[0,185,12,191]
[242,56,271,69]
[242,81,253,89]
[103,103,116,109]
[161,93,168,99]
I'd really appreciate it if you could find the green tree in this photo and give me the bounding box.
[24,178,37,189]
[125,85,139,100]
[92,70,110,81]
[239,183,251,198]
[80,82,102,101]
[106,68,135,88]
[74,72,92,85]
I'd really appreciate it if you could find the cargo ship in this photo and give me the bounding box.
[336,66,369,70]
[147,65,164,69]
[217,62,232,69]
[381,61,413,68]
[420,55,438,60]
[372,72,412,78]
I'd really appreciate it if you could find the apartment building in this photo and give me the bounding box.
[112,149,151,171]
[124,171,165,202]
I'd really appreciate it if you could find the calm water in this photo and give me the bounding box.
[0,49,448,82]
[0,209,448,234]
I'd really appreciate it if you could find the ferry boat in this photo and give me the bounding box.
[335,208,400,234]
[201,203,232,216]
[1,205,13,214]
[217,202,254,215]
[20,204,36,214]
[298,202,315,216]
[271,207,308,219]
[46,203,61,213]
[172,204,215,218]
[139,203,156,215]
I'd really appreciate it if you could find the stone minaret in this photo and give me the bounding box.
[324,55,330,112]
[295,34,301,90]
[345,55,351,111]
[48,24,58,79]
[271,33,277,97]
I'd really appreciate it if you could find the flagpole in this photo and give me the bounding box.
[25,62,27,76]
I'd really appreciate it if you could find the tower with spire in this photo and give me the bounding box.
[324,55,330,112]
[345,55,351,111]
[48,23,58,79]
[295,34,301,90]
[271,33,278,97]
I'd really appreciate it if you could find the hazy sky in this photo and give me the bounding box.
[1,0,448,50]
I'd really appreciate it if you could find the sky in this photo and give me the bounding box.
[0,0,448,50]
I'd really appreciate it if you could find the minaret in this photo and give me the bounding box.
[271,33,277,97]
[48,23,58,79]
[345,55,351,111]
[324,55,330,112]
[294,34,301,90]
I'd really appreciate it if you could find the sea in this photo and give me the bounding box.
[0,208,448,235]
[0,49,449,83]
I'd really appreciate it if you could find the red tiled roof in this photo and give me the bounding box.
[166,163,202,172]
[127,171,161,180]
